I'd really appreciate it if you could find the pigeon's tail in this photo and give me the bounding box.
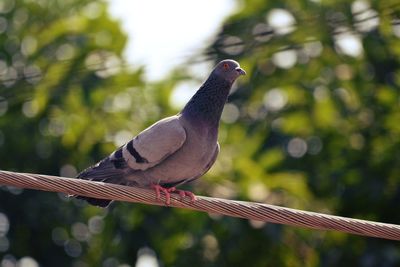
[76,195,111,207]
[74,157,127,207]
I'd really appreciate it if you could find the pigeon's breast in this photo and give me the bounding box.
[139,120,218,185]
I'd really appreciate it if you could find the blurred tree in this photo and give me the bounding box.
[198,0,400,266]
[0,0,400,266]
[0,0,163,266]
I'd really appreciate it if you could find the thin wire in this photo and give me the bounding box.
[0,170,399,240]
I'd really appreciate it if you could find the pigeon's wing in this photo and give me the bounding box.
[75,116,186,207]
[79,115,186,180]
[112,116,187,171]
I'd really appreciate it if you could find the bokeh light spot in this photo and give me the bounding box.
[287,137,308,158]
[249,220,267,229]
[4,36,19,54]
[263,88,288,111]
[23,65,42,84]
[0,60,7,75]
[21,36,37,56]
[267,8,296,35]
[0,17,8,34]
[247,182,269,202]
[52,227,68,246]
[5,186,22,195]
[169,81,198,109]
[220,36,244,55]
[114,130,132,147]
[252,23,272,42]
[64,240,82,258]
[393,19,400,38]
[71,222,90,242]
[313,86,329,101]
[0,0,15,14]
[350,133,365,150]
[103,257,119,267]
[335,31,363,57]
[221,103,240,124]
[335,64,354,80]
[60,164,78,178]
[135,247,159,267]
[88,216,104,234]
[272,49,297,69]
[303,40,323,58]
[0,237,9,252]
[1,254,16,267]
[113,92,132,112]
[2,67,17,87]
[307,136,323,155]
[56,44,76,61]
[0,97,8,116]
[82,2,102,19]
[202,234,219,261]
[17,257,39,267]
[22,100,38,118]
[352,0,379,32]
[85,52,103,69]
[0,213,9,237]
[13,8,28,26]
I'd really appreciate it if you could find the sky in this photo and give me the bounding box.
[108,0,237,81]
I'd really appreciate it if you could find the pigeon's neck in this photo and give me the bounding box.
[181,75,232,126]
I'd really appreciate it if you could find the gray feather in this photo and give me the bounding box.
[75,156,130,207]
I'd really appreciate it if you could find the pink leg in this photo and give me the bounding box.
[151,184,173,205]
[169,188,197,202]
[151,184,197,204]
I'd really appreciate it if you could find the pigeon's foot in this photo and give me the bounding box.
[151,184,174,205]
[151,184,197,205]
[168,187,197,202]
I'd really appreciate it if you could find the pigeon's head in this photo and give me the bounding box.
[213,59,246,83]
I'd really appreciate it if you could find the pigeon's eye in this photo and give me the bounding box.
[223,63,229,70]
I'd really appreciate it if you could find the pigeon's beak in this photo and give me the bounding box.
[235,67,246,76]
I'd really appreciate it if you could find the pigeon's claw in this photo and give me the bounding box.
[151,184,173,205]
[169,188,197,202]
[151,185,197,205]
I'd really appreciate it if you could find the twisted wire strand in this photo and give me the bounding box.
[0,170,399,241]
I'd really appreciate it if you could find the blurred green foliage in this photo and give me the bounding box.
[0,0,400,266]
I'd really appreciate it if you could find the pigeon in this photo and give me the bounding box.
[75,59,246,207]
